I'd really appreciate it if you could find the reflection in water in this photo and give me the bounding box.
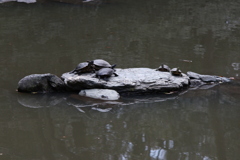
[150,148,167,160]
[193,44,206,56]
[1,0,240,159]
[1,0,240,78]
[0,83,237,159]
[17,90,181,110]
[232,63,240,77]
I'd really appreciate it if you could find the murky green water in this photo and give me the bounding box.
[1,0,240,159]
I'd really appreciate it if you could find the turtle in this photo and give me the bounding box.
[92,59,116,71]
[156,64,171,72]
[69,61,94,74]
[171,67,182,76]
[95,67,118,81]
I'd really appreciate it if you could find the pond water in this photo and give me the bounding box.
[1,0,240,159]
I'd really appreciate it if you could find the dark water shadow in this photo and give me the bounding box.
[17,90,180,112]
[17,79,240,112]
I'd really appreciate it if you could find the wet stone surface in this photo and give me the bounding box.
[62,68,190,94]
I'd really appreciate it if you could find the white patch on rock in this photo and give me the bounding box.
[79,89,120,100]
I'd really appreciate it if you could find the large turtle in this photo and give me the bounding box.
[92,59,116,71]
[156,64,171,72]
[69,61,94,74]
[171,67,182,76]
[95,67,118,81]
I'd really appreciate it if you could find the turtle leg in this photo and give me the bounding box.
[100,75,109,81]
[99,77,109,82]
[103,77,109,81]
[96,75,101,82]
[92,68,96,73]
[75,70,82,75]
[69,69,76,74]
[113,73,118,77]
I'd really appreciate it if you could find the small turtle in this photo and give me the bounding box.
[171,67,182,76]
[92,59,116,71]
[70,61,94,74]
[95,67,118,81]
[156,64,171,72]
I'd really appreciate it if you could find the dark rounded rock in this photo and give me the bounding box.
[17,73,66,93]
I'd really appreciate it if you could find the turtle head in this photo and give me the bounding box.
[87,60,94,65]
[111,64,116,69]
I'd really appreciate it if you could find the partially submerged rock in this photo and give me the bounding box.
[16,69,231,101]
[62,68,190,94]
[17,73,66,93]
[187,71,231,83]
[79,89,120,100]
[187,71,231,89]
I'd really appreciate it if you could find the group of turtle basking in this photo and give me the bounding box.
[156,64,182,76]
[70,59,118,80]
[70,59,183,80]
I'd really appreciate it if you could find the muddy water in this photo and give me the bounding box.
[1,0,240,159]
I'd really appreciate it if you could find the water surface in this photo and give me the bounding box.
[1,0,240,159]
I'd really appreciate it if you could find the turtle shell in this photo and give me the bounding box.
[70,61,93,74]
[93,59,112,70]
[156,64,171,72]
[96,68,118,80]
[171,68,182,76]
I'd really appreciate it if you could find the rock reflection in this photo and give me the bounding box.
[2,83,240,160]
[17,91,179,112]
[232,62,240,70]
[194,44,206,56]
[150,148,167,160]
[17,92,65,108]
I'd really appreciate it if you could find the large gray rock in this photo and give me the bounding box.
[62,68,190,94]
[17,73,66,93]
